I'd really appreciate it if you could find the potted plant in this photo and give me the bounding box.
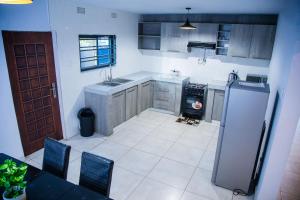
[0,159,27,200]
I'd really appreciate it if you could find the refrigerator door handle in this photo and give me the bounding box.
[220,82,232,126]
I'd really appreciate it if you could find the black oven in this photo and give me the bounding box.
[182,83,207,120]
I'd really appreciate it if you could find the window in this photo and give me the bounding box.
[79,35,116,71]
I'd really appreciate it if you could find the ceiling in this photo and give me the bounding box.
[84,0,283,14]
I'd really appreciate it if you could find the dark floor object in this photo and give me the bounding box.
[176,116,200,126]
[78,107,95,137]
[79,152,114,198]
[42,137,71,180]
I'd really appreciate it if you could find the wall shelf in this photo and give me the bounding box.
[216,24,232,56]
[138,22,161,50]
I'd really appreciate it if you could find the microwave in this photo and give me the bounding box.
[246,74,268,83]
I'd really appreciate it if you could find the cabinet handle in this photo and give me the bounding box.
[127,88,136,93]
[142,82,150,87]
[113,92,124,98]
[167,50,180,53]
[50,82,57,98]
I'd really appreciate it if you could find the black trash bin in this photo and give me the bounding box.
[77,108,95,137]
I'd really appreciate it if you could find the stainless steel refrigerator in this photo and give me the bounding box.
[211,80,269,194]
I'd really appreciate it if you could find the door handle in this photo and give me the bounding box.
[50,82,57,98]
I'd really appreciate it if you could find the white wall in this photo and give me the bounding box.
[48,0,141,138]
[139,49,270,84]
[0,0,51,158]
[255,0,300,199]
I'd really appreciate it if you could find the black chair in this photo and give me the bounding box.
[42,137,71,180]
[79,152,114,197]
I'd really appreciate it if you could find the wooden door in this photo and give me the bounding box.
[2,31,63,156]
[228,24,253,58]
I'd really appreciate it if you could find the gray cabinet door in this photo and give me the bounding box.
[161,23,189,53]
[153,81,176,112]
[188,23,218,43]
[126,86,138,120]
[249,25,276,60]
[212,90,225,121]
[228,24,253,58]
[141,81,153,112]
[111,91,126,128]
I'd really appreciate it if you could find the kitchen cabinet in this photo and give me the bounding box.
[212,90,225,121]
[111,91,126,128]
[153,81,176,112]
[140,81,153,112]
[249,25,276,59]
[161,23,189,53]
[188,23,218,43]
[228,24,253,58]
[126,86,138,120]
[205,88,225,122]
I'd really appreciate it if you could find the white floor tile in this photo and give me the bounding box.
[187,168,232,200]
[69,148,81,162]
[89,141,130,162]
[164,143,204,166]
[61,134,105,152]
[152,126,184,142]
[148,158,195,189]
[177,133,212,150]
[180,191,211,200]
[67,158,81,184]
[117,149,160,176]
[110,167,144,200]
[108,129,147,147]
[198,150,216,171]
[26,148,44,160]
[24,110,222,200]
[127,178,183,200]
[134,136,173,156]
[25,159,42,169]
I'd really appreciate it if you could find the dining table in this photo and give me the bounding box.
[0,153,113,200]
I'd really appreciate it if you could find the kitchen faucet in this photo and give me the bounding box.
[107,64,113,82]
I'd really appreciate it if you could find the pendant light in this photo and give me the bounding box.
[179,7,196,30]
[0,0,32,4]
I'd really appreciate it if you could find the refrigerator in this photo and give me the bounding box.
[211,80,270,194]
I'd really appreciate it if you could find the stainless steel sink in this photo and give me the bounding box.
[97,81,121,87]
[112,78,133,83]
[97,78,132,87]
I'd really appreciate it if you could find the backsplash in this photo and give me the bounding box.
[138,50,270,84]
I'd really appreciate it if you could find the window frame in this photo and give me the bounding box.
[79,35,116,72]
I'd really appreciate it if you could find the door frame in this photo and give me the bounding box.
[2,30,66,155]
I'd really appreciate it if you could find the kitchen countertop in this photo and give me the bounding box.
[85,71,190,95]
[207,80,227,91]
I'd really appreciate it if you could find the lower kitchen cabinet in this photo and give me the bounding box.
[140,81,153,112]
[126,86,138,120]
[212,90,225,121]
[205,89,225,122]
[153,81,176,112]
[111,90,126,128]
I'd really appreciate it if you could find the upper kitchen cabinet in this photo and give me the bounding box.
[161,23,189,53]
[138,22,161,50]
[249,25,276,59]
[228,24,253,58]
[188,23,219,43]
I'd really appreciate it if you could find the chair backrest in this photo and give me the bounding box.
[42,137,71,180]
[79,152,114,197]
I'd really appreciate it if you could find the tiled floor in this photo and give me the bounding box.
[24,109,252,200]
